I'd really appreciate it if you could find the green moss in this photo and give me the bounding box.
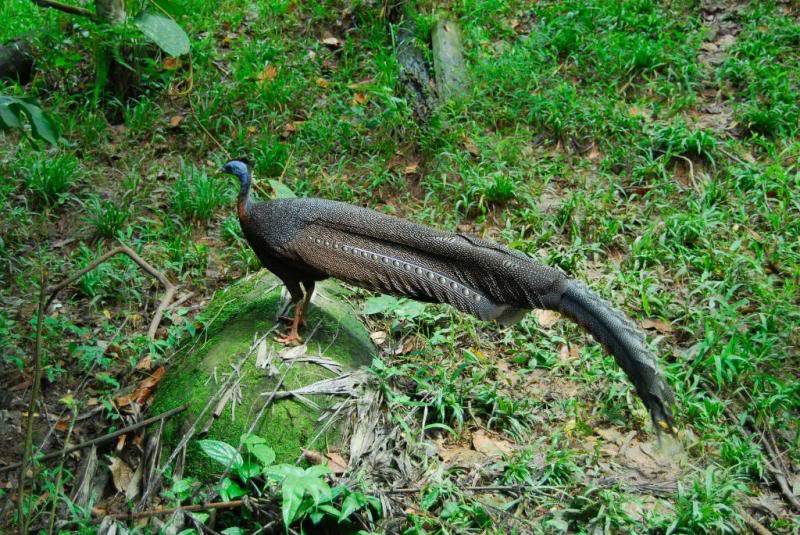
[151,272,374,479]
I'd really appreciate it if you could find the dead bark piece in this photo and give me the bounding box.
[0,40,33,84]
[432,18,468,101]
[70,446,99,507]
[395,18,436,123]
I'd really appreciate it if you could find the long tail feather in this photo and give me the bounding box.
[541,279,676,433]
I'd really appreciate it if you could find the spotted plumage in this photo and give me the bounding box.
[220,160,676,434]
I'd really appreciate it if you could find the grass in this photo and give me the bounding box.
[1,0,799,532]
[23,151,79,204]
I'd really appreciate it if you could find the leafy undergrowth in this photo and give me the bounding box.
[1,0,798,533]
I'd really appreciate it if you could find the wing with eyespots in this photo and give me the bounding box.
[280,221,522,322]
[287,198,566,310]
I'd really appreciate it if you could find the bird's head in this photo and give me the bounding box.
[220,159,251,188]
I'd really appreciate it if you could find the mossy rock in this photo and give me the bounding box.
[151,272,374,478]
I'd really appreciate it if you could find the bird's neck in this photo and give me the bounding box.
[237,176,252,222]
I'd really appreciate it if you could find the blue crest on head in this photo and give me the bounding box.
[221,160,250,185]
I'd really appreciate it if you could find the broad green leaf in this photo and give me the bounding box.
[221,528,244,535]
[248,443,275,467]
[280,476,305,527]
[133,11,190,57]
[339,493,364,521]
[237,461,261,480]
[266,464,304,480]
[362,294,398,315]
[305,464,332,478]
[0,103,22,128]
[240,433,266,445]
[219,477,246,501]
[396,299,427,319]
[197,439,243,469]
[187,512,209,524]
[0,96,58,145]
[269,179,296,199]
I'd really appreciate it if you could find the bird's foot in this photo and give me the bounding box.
[275,331,303,346]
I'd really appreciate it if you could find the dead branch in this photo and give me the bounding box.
[0,404,187,474]
[432,18,468,101]
[384,484,530,495]
[98,499,260,521]
[45,242,177,340]
[740,508,772,535]
[723,405,800,512]
[18,271,47,535]
[30,0,94,18]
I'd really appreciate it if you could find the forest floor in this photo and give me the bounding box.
[1,0,799,533]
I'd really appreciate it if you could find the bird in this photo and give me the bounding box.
[221,160,676,434]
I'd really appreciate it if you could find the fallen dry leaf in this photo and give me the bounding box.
[321,36,341,47]
[393,338,415,356]
[370,331,387,345]
[135,355,153,371]
[641,319,673,334]
[402,162,419,175]
[168,115,184,128]
[315,77,330,88]
[437,443,486,467]
[347,77,374,89]
[301,448,324,465]
[325,451,348,474]
[162,57,182,70]
[596,427,625,446]
[116,366,166,408]
[472,429,514,457]
[54,420,69,433]
[109,457,133,494]
[534,309,560,328]
[462,136,480,156]
[352,92,368,105]
[558,344,581,364]
[281,121,303,139]
[257,64,278,83]
[628,105,652,119]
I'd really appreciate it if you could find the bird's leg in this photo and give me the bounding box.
[275,281,314,345]
[275,301,304,345]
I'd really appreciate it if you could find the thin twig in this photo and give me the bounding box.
[44,243,177,340]
[30,0,94,18]
[18,270,47,535]
[0,405,187,474]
